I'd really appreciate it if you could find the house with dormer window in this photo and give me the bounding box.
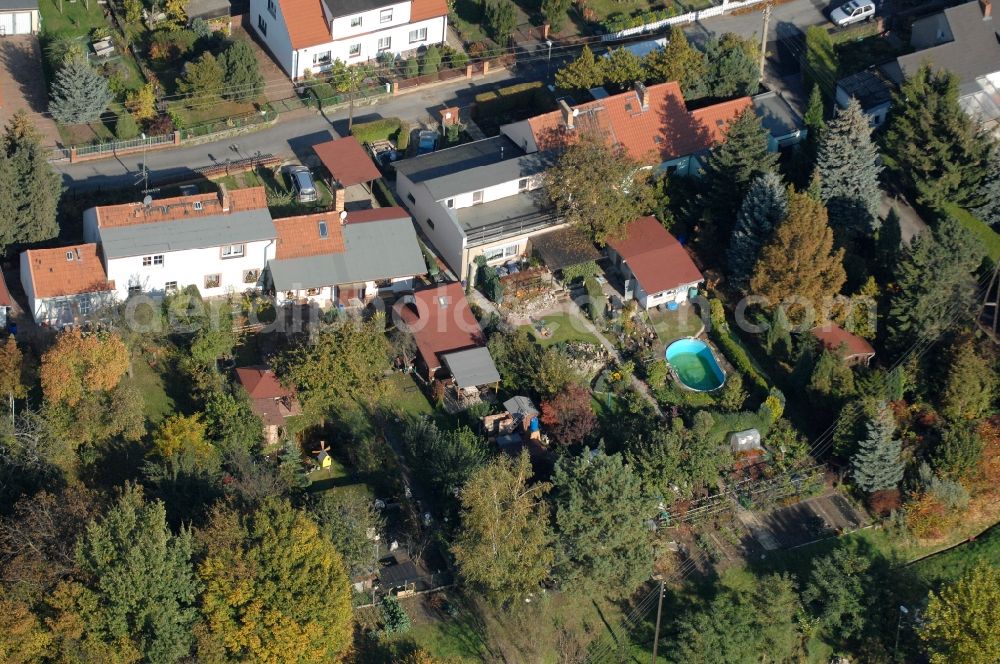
[250,0,448,79]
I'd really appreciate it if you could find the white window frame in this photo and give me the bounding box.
[350,15,362,26]
[165,281,178,291]
[377,35,391,52]
[472,190,484,205]
[518,178,529,192]
[220,244,245,258]
[409,27,427,43]
[79,298,92,316]
[380,8,392,23]
[142,254,165,267]
[349,42,361,57]
[312,51,332,67]
[204,274,222,289]
[482,243,519,262]
[153,254,164,266]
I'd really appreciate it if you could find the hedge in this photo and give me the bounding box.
[584,276,606,321]
[710,325,769,395]
[373,178,398,207]
[350,118,403,145]
[603,6,678,34]
[472,81,556,121]
[397,121,411,151]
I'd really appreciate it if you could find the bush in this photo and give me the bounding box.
[867,489,901,517]
[396,121,410,150]
[560,261,599,284]
[115,111,140,140]
[403,56,419,78]
[421,44,441,75]
[583,276,605,320]
[308,82,337,103]
[190,17,212,39]
[378,596,411,637]
[350,117,402,144]
[472,81,556,121]
[709,325,768,394]
[450,50,469,70]
[602,6,677,34]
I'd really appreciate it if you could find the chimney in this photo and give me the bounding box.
[981,0,992,19]
[558,98,575,130]
[634,81,649,111]
[218,184,231,212]
[333,185,346,213]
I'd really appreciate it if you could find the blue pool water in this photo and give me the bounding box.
[665,338,726,391]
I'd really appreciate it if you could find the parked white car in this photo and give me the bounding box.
[830,0,876,26]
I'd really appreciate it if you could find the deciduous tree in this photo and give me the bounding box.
[540,383,597,445]
[49,55,112,125]
[125,83,157,122]
[802,542,875,643]
[0,337,26,417]
[307,490,385,578]
[452,451,553,605]
[551,450,649,593]
[545,131,656,244]
[750,191,846,313]
[921,562,1000,664]
[816,98,883,235]
[726,172,787,290]
[196,499,352,662]
[40,329,129,408]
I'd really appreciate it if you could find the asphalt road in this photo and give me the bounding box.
[56,0,832,192]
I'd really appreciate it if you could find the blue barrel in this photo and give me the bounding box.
[688,287,699,300]
[530,417,540,432]
[667,301,679,311]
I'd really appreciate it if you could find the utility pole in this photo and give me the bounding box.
[759,2,772,81]
[650,580,665,664]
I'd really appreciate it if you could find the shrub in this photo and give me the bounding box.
[115,111,140,140]
[396,121,411,150]
[190,17,212,39]
[403,56,419,78]
[867,489,901,516]
[467,41,488,59]
[450,50,469,70]
[646,359,668,389]
[421,45,441,75]
[560,261,599,284]
[350,117,403,144]
[378,596,411,637]
[377,50,395,68]
[709,325,768,394]
[602,6,677,34]
[583,276,605,320]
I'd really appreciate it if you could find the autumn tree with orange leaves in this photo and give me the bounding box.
[40,330,129,407]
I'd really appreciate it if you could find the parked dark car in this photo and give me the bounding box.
[288,165,318,203]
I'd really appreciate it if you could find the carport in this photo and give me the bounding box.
[0,0,38,35]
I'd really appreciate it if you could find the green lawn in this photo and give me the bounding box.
[943,203,1000,263]
[127,358,175,426]
[646,304,705,345]
[519,312,603,347]
[910,523,1000,588]
[38,0,108,37]
[387,372,434,417]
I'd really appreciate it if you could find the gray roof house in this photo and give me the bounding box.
[267,206,426,307]
[752,91,807,150]
[837,0,1000,128]
[394,136,563,282]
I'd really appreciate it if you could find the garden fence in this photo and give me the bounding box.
[73,132,175,159]
[601,0,766,40]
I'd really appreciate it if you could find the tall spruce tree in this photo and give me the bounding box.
[851,403,904,492]
[699,108,778,250]
[816,98,883,235]
[643,25,707,97]
[726,172,788,289]
[1,112,60,254]
[886,216,981,356]
[551,450,649,594]
[750,191,846,313]
[219,39,264,102]
[883,64,992,210]
[49,55,112,125]
[973,145,1000,227]
[874,207,902,282]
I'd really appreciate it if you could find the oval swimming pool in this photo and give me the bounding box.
[665,338,726,392]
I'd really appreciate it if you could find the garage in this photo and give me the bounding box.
[0,0,39,35]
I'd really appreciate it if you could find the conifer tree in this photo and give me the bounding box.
[726,172,788,290]
[750,191,846,313]
[886,217,981,356]
[219,39,264,102]
[874,207,902,281]
[555,45,606,91]
[700,108,778,248]
[803,84,825,140]
[643,26,707,97]
[49,55,112,125]
[0,112,60,254]
[278,438,310,491]
[851,403,904,492]
[883,64,992,210]
[973,145,1000,227]
[816,99,883,235]
[766,305,792,358]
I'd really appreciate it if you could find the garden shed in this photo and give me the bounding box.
[441,347,500,391]
[729,429,762,454]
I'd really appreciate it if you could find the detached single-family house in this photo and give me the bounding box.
[266,206,425,306]
[394,136,561,282]
[837,0,1000,129]
[500,81,753,176]
[0,0,40,36]
[82,186,277,300]
[235,365,301,445]
[249,0,447,79]
[396,282,500,389]
[835,61,901,127]
[752,91,807,150]
[811,322,876,366]
[606,216,704,310]
[20,244,116,326]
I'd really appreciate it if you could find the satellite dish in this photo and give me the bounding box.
[142,195,153,207]
[339,210,348,221]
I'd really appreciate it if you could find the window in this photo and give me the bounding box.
[243,269,261,284]
[482,243,519,262]
[407,192,415,204]
[446,198,454,208]
[350,15,362,26]
[518,178,529,192]
[318,220,328,238]
[128,284,142,294]
[313,51,332,66]
[142,254,164,267]
[204,274,221,289]
[306,287,321,296]
[426,218,435,229]
[153,255,164,266]
[409,27,427,43]
[65,251,75,261]
[472,190,484,205]
[266,0,276,17]
[193,201,203,211]
[79,298,92,316]
[220,244,245,258]
[377,35,391,51]
[380,8,392,23]
[257,15,267,35]
[349,42,361,57]
[165,281,178,291]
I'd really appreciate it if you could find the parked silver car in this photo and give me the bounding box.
[288,165,318,203]
[830,0,875,26]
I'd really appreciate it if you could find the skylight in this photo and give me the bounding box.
[318,221,328,239]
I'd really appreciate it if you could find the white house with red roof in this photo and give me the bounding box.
[250,0,448,79]
[19,244,117,326]
[606,216,704,310]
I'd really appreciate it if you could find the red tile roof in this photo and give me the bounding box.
[95,187,268,228]
[280,0,332,50]
[236,366,295,399]
[608,216,703,295]
[23,244,115,299]
[314,137,382,187]
[410,0,448,21]
[0,271,12,308]
[527,82,752,163]
[397,282,484,372]
[274,213,346,259]
[811,323,876,359]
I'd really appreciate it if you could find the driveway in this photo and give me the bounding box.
[0,36,61,147]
